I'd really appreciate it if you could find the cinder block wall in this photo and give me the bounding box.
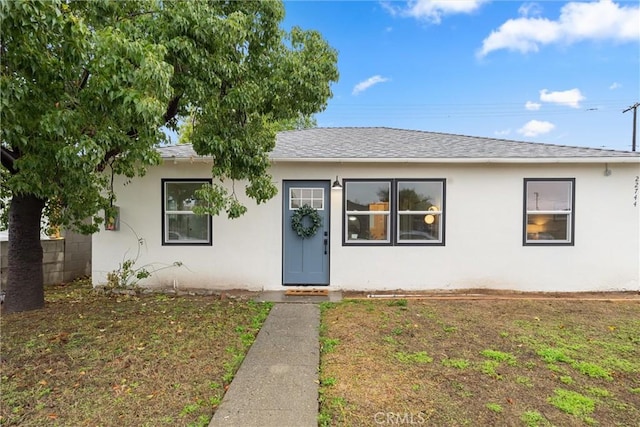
[0,231,91,287]
[1,239,65,287]
[42,239,65,285]
[61,229,92,282]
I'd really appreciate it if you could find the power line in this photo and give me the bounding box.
[323,99,634,119]
[623,102,639,152]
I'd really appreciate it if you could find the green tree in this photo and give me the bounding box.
[0,0,338,313]
[179,112,317,144]
[273,113,318,131]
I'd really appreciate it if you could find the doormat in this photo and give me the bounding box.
[285,289,329,296]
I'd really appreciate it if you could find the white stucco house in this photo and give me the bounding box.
[92,127,640,293]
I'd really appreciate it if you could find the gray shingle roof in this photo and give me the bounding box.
[158,127,640,161]
[157,144,204,159]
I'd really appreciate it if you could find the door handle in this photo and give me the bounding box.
[323,238,328,255]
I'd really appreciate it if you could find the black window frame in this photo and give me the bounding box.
[523,178,575,246]
[342,178,446,246]
[161,178,213,246]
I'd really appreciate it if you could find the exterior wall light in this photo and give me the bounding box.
[332,176,342,190]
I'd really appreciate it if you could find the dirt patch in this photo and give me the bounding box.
[344,289,640,300]
[319,298,640,426]
[0,279,271,426]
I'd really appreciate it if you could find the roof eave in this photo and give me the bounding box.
[160,156,213,163]
[270,157,640,164]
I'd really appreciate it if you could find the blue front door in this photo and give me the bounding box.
[283,180,330,285]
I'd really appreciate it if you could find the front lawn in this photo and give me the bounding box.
[1,279,271,426]
[319,298,640,426]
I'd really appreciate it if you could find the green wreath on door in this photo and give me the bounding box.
[291,204,322,239]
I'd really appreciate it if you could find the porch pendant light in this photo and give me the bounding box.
[332,176,342,190]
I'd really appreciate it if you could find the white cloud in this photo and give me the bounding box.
[518,120,555,137]
[525,101,542,111]
[383,0,488,24]
[478,0,640,57]
[609,82,621,90]
[518,2,543,18]
[539,88,585,108]
[478,18,561,56]
[494,129,511,137]
[352,75,390,95]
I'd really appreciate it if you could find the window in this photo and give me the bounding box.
[290,187,325,210]
[524,178,574,245]
[162,179,212,245]
[345,180,391,243]
[344,179,445,245]
[397,181,444,244]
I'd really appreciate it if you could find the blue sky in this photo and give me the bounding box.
[282,0,640,150]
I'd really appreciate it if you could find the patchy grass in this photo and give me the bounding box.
[394,351,433,364]
[548,388,595,422]
[320,298,640,426]
[486,402,503,413]
[441,358,470,370]
[0,279,271,426]
[521,410,549,427]
[481,349,517,366]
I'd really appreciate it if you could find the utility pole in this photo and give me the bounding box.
[623,102,639,152]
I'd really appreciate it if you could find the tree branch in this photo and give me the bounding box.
[164,95,181,124]
[1,146,18,174]
[77,68,90,91]
[95,128,139,172]
[96,148,121,172]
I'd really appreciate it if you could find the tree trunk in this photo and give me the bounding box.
[3,194,46,313]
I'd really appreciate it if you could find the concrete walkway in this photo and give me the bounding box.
[209,303,320,427]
